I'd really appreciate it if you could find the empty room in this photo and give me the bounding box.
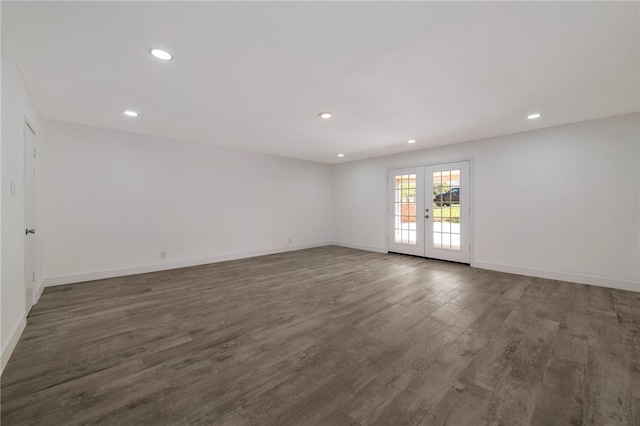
[1,1,639,425]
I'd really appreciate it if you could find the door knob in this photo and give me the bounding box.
[26,228,35,235]
[425,215,429,219]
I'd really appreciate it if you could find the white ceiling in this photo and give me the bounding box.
[2,1,638,164]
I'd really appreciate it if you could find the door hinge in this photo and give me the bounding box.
[32,272,35,282]
[33,148,37,158]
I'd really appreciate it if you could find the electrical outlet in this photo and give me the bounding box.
[160,251,167,259]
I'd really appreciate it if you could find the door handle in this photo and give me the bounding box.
[26,228,35,235]
[425,215,429,219]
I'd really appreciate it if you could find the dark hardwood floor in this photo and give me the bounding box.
[2,246,639,425]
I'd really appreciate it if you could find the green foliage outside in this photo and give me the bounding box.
[433,205,460,223]
[433,181,451,196]
[399,184,416,201]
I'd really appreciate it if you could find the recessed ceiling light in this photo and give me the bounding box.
[527,113,541,119]
[124,110,138,117]
[337,153,344,157]
[319,112,332,120]
[150,49,173,61]
[407,139,416,144]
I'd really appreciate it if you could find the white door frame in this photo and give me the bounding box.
[24,117,37,312]
[386,158,474,265]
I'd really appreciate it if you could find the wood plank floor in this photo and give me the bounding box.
[2,246,639,425]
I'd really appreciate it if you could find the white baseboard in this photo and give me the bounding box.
[43,242,332,287]
[35,283,45,303]
[331,241,387,254]
[472,260,639,293]
[1,315,26,375]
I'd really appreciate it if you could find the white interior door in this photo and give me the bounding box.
[24,121,36,312]
[388,161,471,263]
[387,167,424,256]
[424,161,470,263]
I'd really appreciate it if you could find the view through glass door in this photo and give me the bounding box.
[425,161,470,263]
[387,167,424,256]
[388,161,470,263]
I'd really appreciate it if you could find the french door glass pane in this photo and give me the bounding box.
[432,169,461,251]
[394,174,417,245]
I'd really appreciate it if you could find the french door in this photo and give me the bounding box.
[387,161,470,263]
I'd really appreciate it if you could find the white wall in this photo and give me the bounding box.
[333,113,640,291]
[1,35,47,372]
[42,121,333,284]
